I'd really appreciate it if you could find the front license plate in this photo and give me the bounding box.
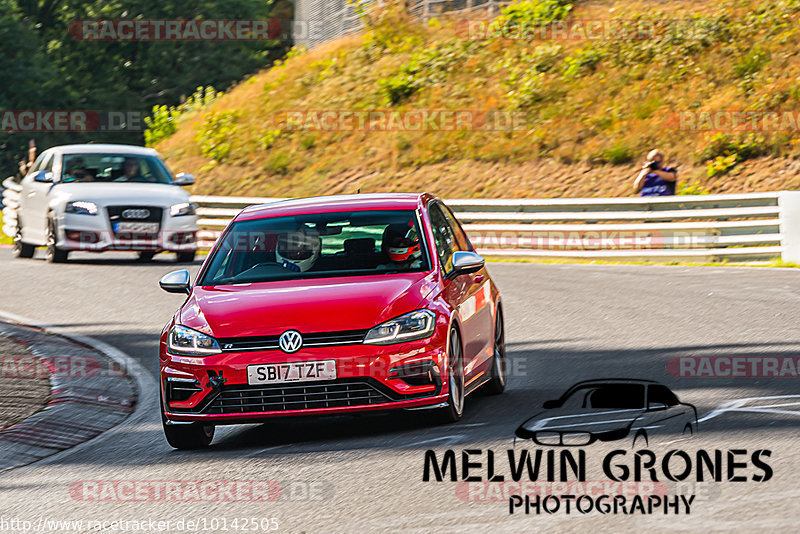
[114,222,159,233]
[247,360,337,385]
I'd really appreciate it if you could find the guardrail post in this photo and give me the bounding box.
[779,191,800,263]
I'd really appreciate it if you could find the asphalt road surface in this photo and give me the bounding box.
[1,248,799,532]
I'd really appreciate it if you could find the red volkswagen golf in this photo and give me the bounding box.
[158,193,505,449]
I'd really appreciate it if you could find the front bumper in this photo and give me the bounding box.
[161,337,449,423]
[57,211,197,252]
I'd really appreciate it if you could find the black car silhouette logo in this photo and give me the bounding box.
[515,379,697,447]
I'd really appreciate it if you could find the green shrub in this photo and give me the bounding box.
[144,86,222,146]
[143,106,177,147]
[265,151,291,174]
[678,183,710,195]
[285,46,307,61]
[529,44,563,73]
[503,68,544,109]
[602,143,635,164]
[300,135,316,150]
[707,154,739,177]
[697,133,733,161]
[733,46,770,79]
[563,47,604,78]
[700,133,766,176]
[179,86,222,114]
[259,128,282,150]
[362,0,423,53]
[698,132,765,162]
[378,42,470,104]
[498,46,561,109]
[499,0,573,24]
[378,74,418,105]
[195,110,240,162]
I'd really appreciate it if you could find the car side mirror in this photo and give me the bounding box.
[542,400,559,409]
[174,172,195,186]
[648,402,668,411]
[446,251,485,279]
[33,171,53,183]
[159,270,191,294]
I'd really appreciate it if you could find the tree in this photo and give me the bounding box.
[0,0,289,177]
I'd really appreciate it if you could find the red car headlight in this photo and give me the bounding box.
[363,310,436,345]
[168,325,221,356]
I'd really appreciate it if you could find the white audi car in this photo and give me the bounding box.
[12,144,198,263]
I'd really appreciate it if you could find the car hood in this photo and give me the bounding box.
[180,271,440,338]
[51,182,190,206]
[516,407,645,437]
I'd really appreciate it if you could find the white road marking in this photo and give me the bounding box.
[698,394,800,423]
[399,434,466,448]
[243,444,289,457]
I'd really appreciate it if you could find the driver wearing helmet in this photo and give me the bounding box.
[275,228,321,272]
[378,223,422,270]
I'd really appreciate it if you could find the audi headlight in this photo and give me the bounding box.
[65,201,98,215]
[170,202,196,217]
[364,309,436,345]
[168,325,221,356]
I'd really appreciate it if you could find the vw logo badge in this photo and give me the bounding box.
[278,330,303,354]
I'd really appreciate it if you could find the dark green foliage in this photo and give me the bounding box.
[0,0,288,176]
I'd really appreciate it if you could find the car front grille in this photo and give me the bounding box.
[204,380,393,414]
[107,205,163,233]
[218,329,368,352]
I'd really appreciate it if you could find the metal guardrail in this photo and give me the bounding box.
[189,192,785,262]
[0,181,785,261]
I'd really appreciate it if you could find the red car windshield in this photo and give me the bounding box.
[200,210,431,285]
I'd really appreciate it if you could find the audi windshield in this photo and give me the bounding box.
[61,154,174,184]
[199,210,431,285]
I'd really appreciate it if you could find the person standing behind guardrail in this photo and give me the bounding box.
[634,149,678,196]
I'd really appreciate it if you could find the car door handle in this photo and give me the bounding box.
[26,192,36,198]
[472,274,485,283]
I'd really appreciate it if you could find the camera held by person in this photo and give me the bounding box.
[634,149,678,196]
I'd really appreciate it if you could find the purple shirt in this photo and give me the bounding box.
[640,166,677,196]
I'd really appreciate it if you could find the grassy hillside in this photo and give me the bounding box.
[155,0,800,198]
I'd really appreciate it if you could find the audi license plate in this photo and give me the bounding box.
[247,360,337,385]
[114,222,159,233]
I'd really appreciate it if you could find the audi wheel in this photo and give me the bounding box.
[12,219,34,259]
[45,215,68,263]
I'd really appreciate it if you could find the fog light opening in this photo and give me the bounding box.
[388,361,439,387]
[165,377,202,403]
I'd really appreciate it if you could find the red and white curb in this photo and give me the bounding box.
[0,310,155,471]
